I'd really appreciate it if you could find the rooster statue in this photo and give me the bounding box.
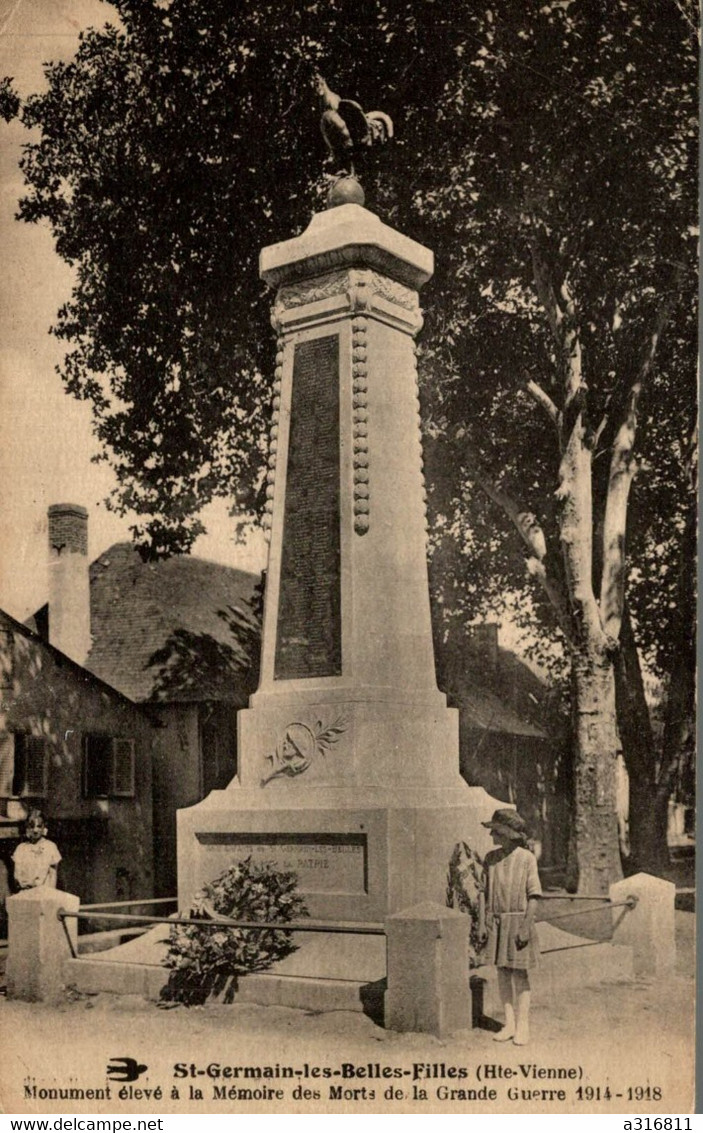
[315,74,394,179]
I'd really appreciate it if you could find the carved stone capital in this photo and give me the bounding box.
[273,268,424,335]
[277,269,349,316]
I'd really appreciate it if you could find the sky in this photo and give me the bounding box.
[0,0,266,621]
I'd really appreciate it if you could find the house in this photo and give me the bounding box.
[27,505,261,897]
[437,623,569,870]
[0,606,155,914]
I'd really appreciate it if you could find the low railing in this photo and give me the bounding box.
[57,906,385,959]
[57,895,636,960]
[534,893,638,954]
[539,892,625,900]
[61,896,178,953]
[539,896,636,924]
[81,897,178,912]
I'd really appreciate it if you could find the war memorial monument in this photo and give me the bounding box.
[177,82,501,1002]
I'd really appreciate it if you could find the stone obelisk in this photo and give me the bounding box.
[178,202,500,921]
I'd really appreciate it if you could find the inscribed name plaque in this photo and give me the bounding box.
[274,334,342,680]
[196,832,367,895]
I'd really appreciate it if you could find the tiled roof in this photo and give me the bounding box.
[439,633,551,740]
[455,684,546,740]
[82,544,261,704]
[0,605,156,715]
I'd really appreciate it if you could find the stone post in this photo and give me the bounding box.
[609,872,675,978]
[385,901,471,1036]
[6,888,79,1002]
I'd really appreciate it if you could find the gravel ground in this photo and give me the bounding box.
[0,910,694,1116]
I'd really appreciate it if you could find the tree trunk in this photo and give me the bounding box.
[556,408,622,894]
[658,499,697,809]
[617,502,695,875]
[614,606,670,873]
[626,771,671,874]
[570,649,623,894]
[652,783,673,869]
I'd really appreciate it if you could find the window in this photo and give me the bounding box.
[0,733,49,798]
[82,735,135,798]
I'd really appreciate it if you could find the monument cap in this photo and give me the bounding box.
[260,204,433,291]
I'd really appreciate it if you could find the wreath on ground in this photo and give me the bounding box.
[161,856,308,1005]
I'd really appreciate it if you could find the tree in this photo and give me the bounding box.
[9,0,467,554]
[415,2,697,888]
[6,0,697,889]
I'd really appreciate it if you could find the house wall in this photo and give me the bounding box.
[151,701,240,897]
[0,616,154,908]
[199,701,239,795]
[151,703,200,897]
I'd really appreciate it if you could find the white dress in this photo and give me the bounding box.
[12,839,61,888]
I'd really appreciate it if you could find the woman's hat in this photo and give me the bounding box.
[482,808,527,840]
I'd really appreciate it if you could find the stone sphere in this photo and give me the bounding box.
[327,176,365,208]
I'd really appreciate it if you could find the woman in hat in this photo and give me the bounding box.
[483,808,541,1045]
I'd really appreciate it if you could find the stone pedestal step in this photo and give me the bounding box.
[63,925,386,1017]
[62,918,633,1026]
[64,956,167,1000]
[63,956,378,1014]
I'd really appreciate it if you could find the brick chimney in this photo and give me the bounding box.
[48,504,91,666]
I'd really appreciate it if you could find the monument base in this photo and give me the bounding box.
[177,782,502,921]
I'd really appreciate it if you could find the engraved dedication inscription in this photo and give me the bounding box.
[196,832,367,895]
[275,334,342,679]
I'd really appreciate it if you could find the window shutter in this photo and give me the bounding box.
[112,739,135,797]
[23,737,47,797]
[0,733,14,797]
[11,733,27,797]
[0,628,11,691]
[81,734,90,797]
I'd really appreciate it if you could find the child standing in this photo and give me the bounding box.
[483,808,541,1046]
[12,809,61,890]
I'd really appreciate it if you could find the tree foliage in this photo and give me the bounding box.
[415,1,697,658]
[12,0,468,553]
[0,75,20,122]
